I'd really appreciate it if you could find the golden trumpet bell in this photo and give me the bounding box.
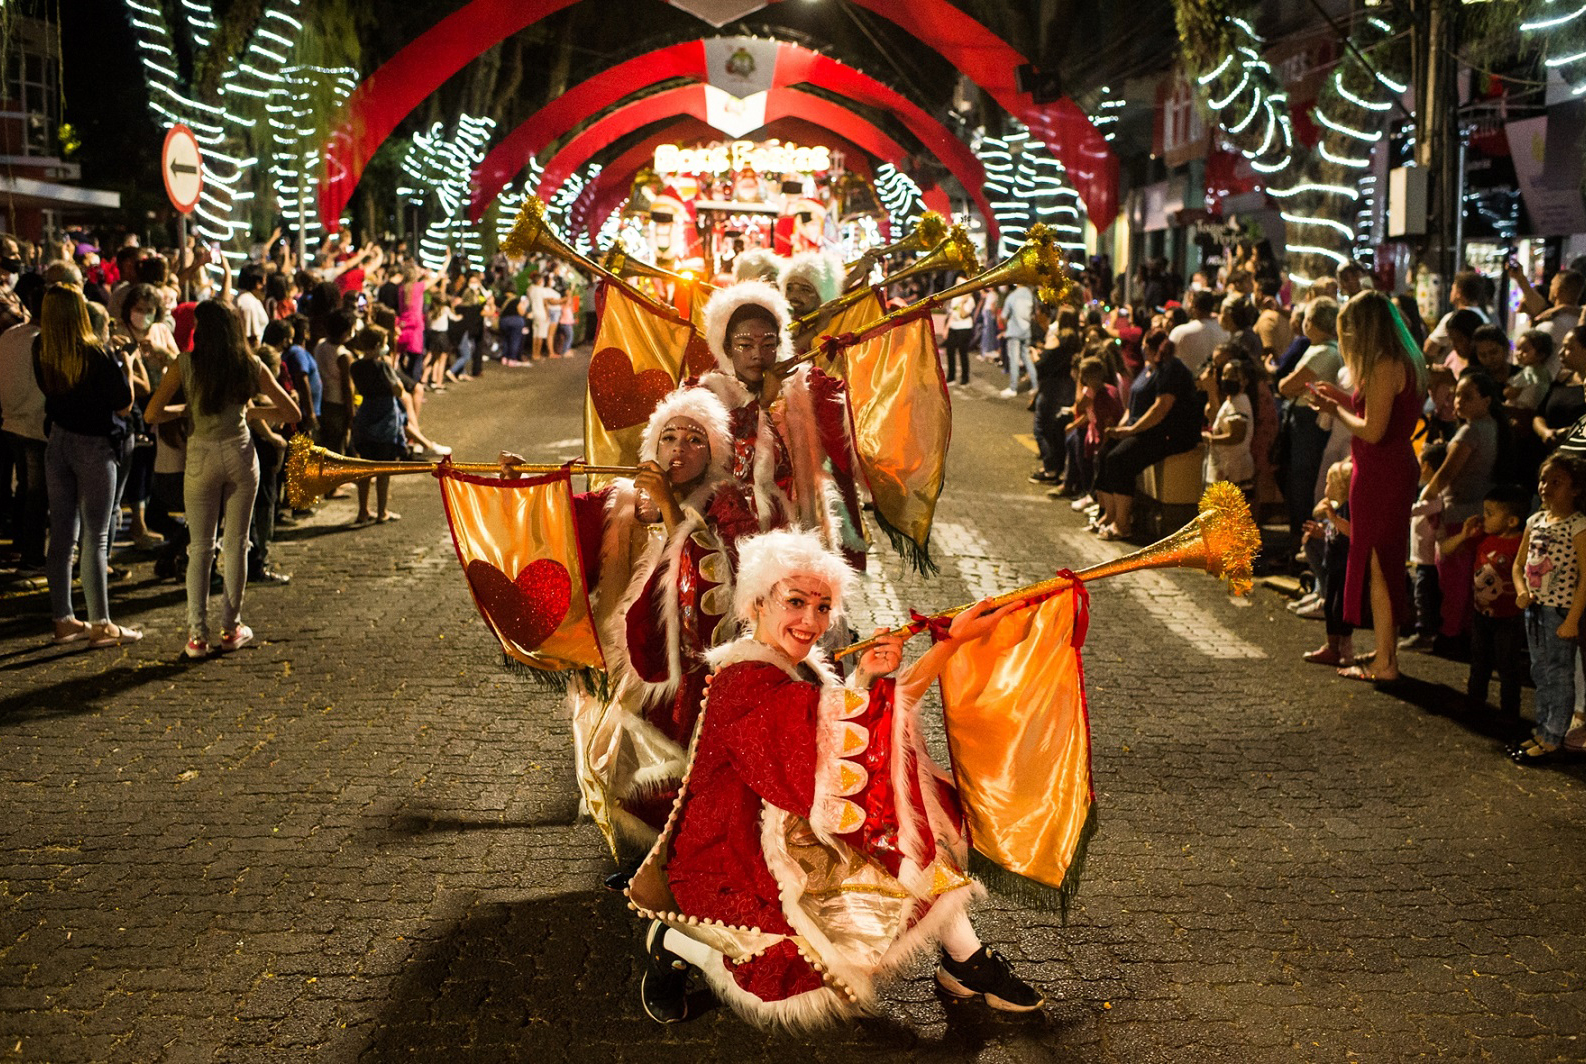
[796,225,983,331]
[502,197,675,318]
[845,211,950,269]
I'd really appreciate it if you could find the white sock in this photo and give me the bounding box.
[939,912,983,963]
[663,927,722,971]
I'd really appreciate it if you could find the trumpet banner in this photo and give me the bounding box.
[938,584,1095,912]
[840,302,951,572]
[583,282,716,484]
[436,465,604,675]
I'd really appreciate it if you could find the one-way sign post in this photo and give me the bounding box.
[162,124,203,299]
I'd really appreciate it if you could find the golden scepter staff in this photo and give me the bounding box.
[776,221,1074,375]
[834,482,1261,660]
[282,435,640,510]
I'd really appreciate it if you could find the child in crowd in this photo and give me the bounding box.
[1062,355,1122,507]
[1439,484,1528,715]
[1401,441,1447,652]
[1303,459,1359,667]
[1511,454,1586,764]
[1203,358,1254,494]
[1421,372,1508,648]
[1504,330,1553,414]
[347,325,404,526]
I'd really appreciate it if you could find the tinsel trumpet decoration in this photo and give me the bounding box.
[836,482,1260,660]
[843,210,949,269]
[779,222,1073,373]
[282,435,639,509]
[795,224,982,332]
[501,196,677,318]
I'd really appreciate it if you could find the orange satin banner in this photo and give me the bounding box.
[436,465,604,674]
[583,282,711,485]
[839,304,950,566]
[937,586,1093,898]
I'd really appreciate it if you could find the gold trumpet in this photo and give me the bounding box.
[598,246,714,294]
[794,225,982,332]
[843,210,949,270]
[782,223,1073,369]
[282,435,639,509]
[501,197,676,318]
[835,482,1260,660]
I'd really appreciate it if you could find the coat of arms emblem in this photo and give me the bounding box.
[726,47,755,80]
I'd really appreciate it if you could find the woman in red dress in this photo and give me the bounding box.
[627,529,1043,1027]
[1311,291,1426,683]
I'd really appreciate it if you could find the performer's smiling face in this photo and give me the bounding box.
[656,416,710,487]
[755,577,834,660]
[784,276,820,318]
[728,319,780,383]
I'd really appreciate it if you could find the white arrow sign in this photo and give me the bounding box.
[162,124,203,214]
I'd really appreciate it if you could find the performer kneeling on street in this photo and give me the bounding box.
[626,528,1045,1027]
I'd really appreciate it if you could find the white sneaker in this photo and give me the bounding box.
[220,624,253,652]
[999,388,1018,399]
[1286,593,1321,613]
[1293,600,1326,620]
[1070,495,1094,512]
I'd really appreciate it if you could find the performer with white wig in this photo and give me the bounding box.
[732,248,784,284]
[695,280,800,530]
[780,250,846,356]
[501,387,758,863]
[627,529,1044,1027]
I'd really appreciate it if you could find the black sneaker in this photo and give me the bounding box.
[641,920,690,1024]
[1028,470,1060,484]
[936,946,1044,1012]
[249,568,292,586]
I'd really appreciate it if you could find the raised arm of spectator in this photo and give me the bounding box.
[1507,263,1546,318]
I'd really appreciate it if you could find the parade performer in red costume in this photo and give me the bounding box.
[780,251,871,569]
[695,281,800,530]
[503,388,759,865]
[627,529,1044,1026]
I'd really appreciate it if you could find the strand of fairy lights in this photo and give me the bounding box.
[1196,16,1294,177]
[1524,0,1586,95]
[123,0,307,267]
[978,124,1084,259]
[874,163,928,237]
[399,114,498,271]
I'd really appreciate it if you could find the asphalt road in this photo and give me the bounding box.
[2,348,1584,1063]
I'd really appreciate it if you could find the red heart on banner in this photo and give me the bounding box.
[589,346,674,430]
[683,333,717,378]
[465,558,572,651]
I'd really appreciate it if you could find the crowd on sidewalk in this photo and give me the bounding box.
[0,229,589,660]
[971,246,1586,764]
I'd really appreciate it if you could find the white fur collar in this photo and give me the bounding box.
[706,636,843,688]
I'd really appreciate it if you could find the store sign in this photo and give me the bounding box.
[654,140,832,176]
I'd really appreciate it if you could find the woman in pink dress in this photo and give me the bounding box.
[1311,291,1426,683]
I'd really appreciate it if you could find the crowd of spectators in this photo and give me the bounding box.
[967,245,1586,763]
[0,226,590,658]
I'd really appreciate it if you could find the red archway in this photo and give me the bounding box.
[468,37,993,235]
[318,0,1117,231]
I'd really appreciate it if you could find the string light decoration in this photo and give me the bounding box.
[874,163,929,236]
[1191,15,1295,174]
[977,123,1085,259]
[1266,13,1406,283]
[265,65,357,256]
[491,157,542,249]
[122,0,307,262]
[1522,1,1586,95]
[545,163,600,255]
[397,114,498,271]
[1089,84,1124,143]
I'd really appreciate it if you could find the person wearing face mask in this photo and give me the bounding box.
[627,529,1044,1026]
[346,325,405,525]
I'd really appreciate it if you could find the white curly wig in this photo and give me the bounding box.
[638,386,733,483]
[733,528,857,626]
[701,279,794,375]
[732,248,784,284]
[780,250,845,306]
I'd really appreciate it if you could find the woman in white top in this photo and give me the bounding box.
[943,293,976,385]
[146,300,298,658]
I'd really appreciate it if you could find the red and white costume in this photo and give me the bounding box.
[568,389,758,859]
[627,534,980,1028]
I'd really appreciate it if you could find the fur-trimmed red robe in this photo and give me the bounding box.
[569,477,759,859]
[627,639,981,1029]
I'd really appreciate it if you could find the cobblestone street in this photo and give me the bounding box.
[3,352,1585,1063]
